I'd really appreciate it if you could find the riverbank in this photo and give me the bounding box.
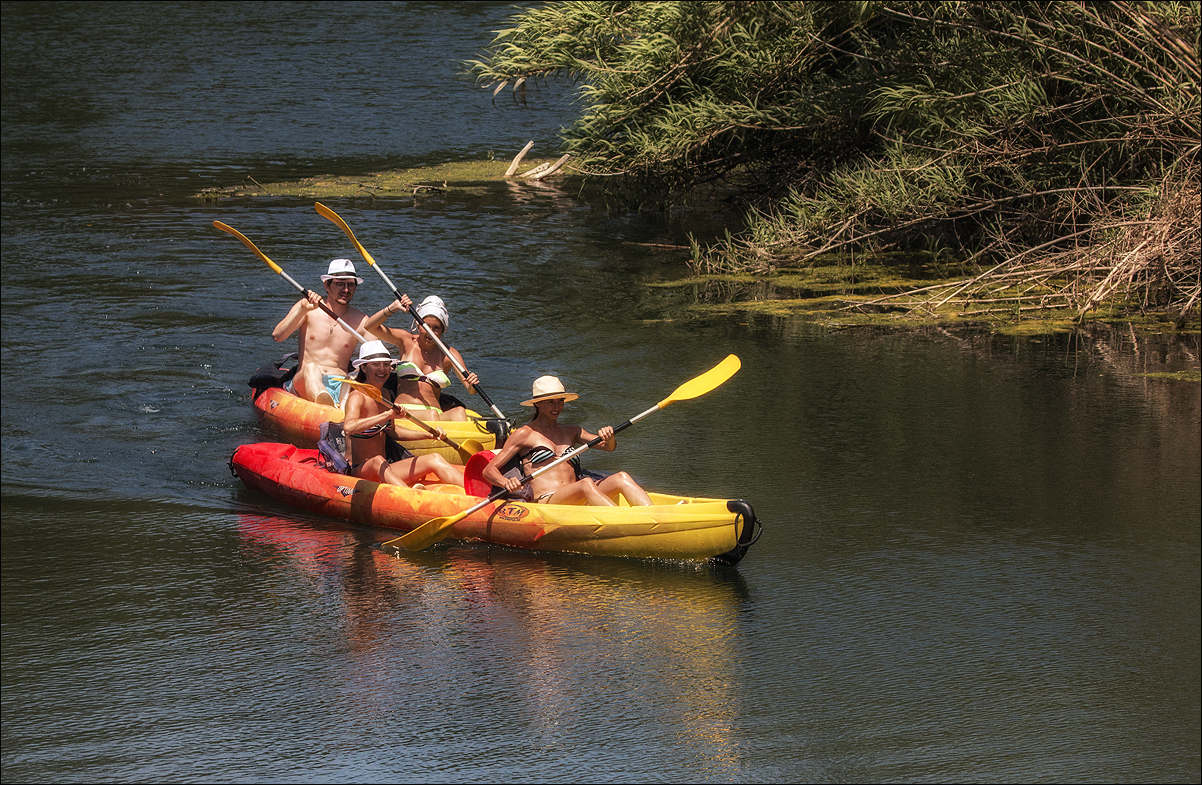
[195,156,566,201]
[657,260,1200,340]
[197,160,1199,343]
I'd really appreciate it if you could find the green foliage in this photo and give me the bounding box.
[471,1,1200,318]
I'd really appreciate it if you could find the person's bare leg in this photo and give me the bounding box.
[297,363,336,405]
[547,478,617,506]
[598,472,653,506]
[384,455,463,486]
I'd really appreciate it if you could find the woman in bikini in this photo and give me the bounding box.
[342,341,465,488]
[361,294,479,422]
[481,376,653,507]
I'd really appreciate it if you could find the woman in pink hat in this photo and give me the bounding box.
[481,376,652,506]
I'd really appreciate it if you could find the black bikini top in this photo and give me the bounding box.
[520,445,582,477]
[349,421,390,439]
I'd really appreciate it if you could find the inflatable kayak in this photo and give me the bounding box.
[248,359,505,464]
[229,442,761,565]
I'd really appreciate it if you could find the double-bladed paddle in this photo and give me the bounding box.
[314,202,508,421]
[213,220,372,344]
[381,354,742,554]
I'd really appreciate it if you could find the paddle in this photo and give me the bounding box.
[213,221,372,344]
[382,353,742,554]
[333,376,484,461]
[314,202,508,420]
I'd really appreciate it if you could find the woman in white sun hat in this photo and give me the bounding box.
[480,375,652,506]
[341,340,465,488]
[361,293,480,421]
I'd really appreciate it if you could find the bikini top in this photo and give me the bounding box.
[349,421,390,439]
[520,445,582,478]
[395,361,450,391]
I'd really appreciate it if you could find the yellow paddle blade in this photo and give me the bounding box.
[213,221,283,274]
[384,514,462,552]
[657,354,740,408]
[331,376,383,401]
[315,202,379,268]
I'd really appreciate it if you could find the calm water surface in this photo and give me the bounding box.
[2,3,1199,783]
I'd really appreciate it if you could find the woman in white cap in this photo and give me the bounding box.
[361,293,480,422]
[272,258,374,406]
[342,340,466,488]
[480,376,653,507]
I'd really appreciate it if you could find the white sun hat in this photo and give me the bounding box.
[413,295,450,331]
[320,258,364,284]
[351,340,398,369]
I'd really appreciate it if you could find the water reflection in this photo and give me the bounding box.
[235,513,752,773]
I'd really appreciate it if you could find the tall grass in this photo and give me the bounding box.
[472,1,1200,322]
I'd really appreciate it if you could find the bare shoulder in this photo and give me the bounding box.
[507,424,538,446]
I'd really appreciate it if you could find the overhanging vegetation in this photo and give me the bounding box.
[470,1,1200,327]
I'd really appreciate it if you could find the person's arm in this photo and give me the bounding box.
[272,292,320,342]
[342,391,395,436]
[362,294,413,341]
[391,421,447,443]
[577,425,617,452]
[481,431,529,492]
[445,347,478,394]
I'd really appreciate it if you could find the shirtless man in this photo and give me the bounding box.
[361,294,480,421]
[272,259,374,406]
[481,376,653,507]
[342,341,465,488]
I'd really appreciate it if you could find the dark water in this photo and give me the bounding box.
[2,3,1199,783]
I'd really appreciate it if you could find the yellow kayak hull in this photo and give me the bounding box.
[252,386,498,464]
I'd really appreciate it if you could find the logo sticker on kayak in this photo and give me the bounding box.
[497,504,529,521]
[335,485,355,497]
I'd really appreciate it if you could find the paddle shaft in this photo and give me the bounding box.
[391,400,472,452]
[314,203,507,420]
[213,221,371,344]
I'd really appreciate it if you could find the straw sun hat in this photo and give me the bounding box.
[521,375,580,407]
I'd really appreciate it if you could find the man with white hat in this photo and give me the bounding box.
[480,375,653,507]
[272,258,374,406]
[361,292,481,421]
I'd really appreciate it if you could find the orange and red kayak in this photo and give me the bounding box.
[230,442,760,565]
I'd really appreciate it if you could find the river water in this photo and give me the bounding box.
[2,3,1198,783]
